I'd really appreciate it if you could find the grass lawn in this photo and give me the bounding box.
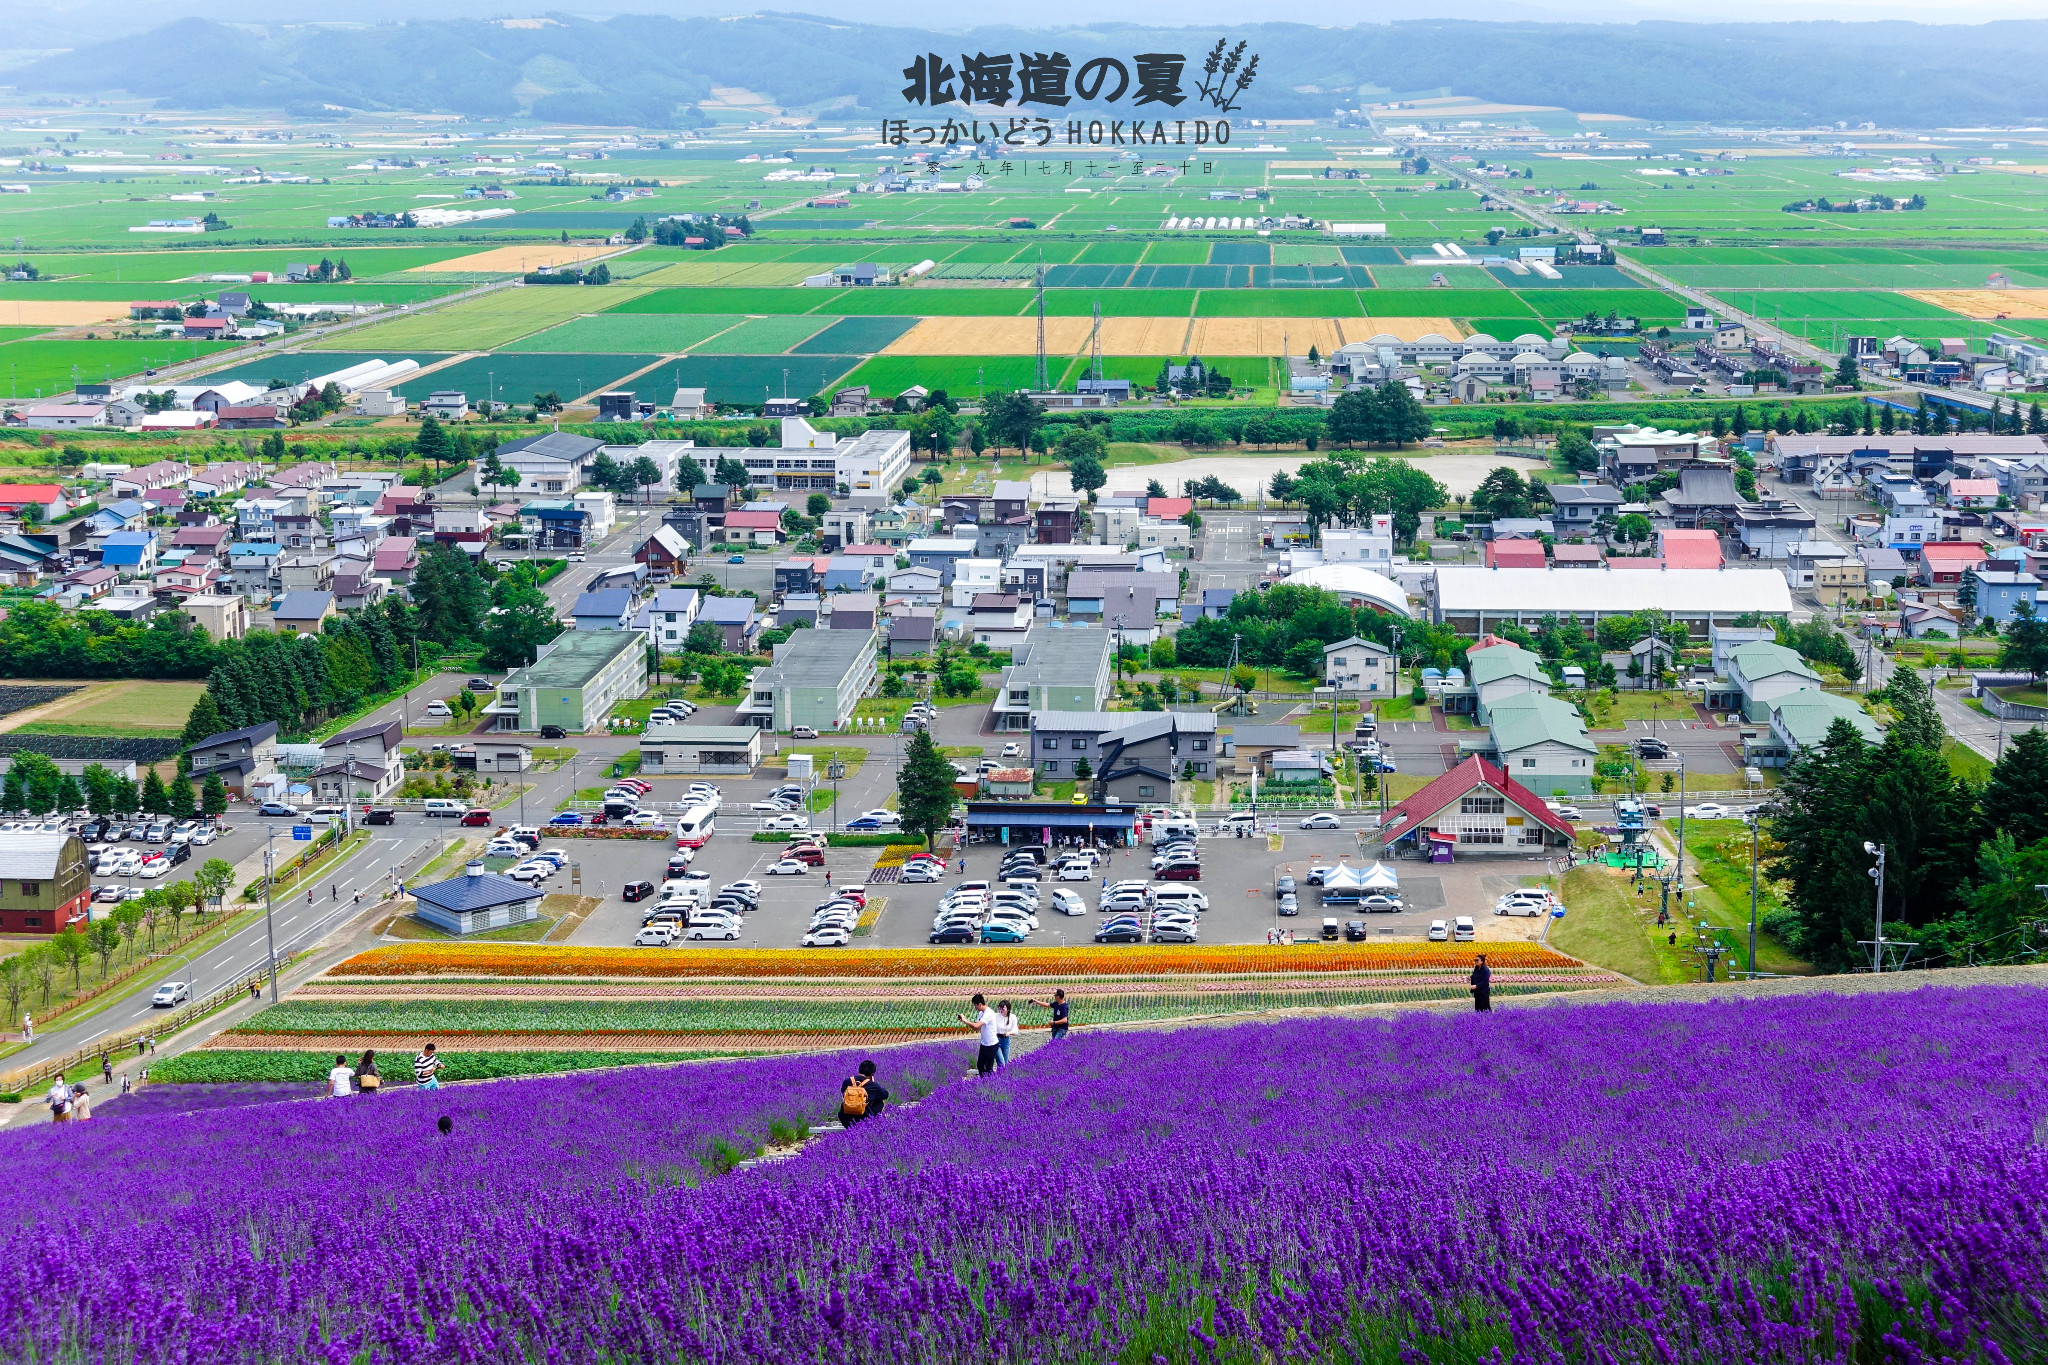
[938,745,988,759]
[1041,780,1078,802]
[1671,820,1808,975]
[1175,666,1315,695]
[1103,442,1192,469]
[1993,685,2048,708]
[529,746,578,766]
[1549,865,1673,985]
[853,697,914,724]
[805,789,837,814]
[937,686,999,707]
[768,746,869,774]
[1945,740,1993,783]
[1579,689,1698,728]
[1372,695,1422,722]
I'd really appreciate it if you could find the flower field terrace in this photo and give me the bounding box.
[4,984,2048,1363]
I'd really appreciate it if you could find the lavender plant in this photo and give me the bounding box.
[0,990,2043,1363]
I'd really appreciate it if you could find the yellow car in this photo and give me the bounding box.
[1071,791,1088,805]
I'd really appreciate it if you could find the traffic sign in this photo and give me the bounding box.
[291,825,313,841]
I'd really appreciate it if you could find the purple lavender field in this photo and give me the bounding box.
[2,987,2045,1363]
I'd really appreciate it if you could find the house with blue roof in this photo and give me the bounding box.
[411,860,542,936]
[98,530,158,578]
[570,588,634,632]
[632,588,701,653]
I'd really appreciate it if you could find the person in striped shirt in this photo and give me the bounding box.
[413,1043,443,1090]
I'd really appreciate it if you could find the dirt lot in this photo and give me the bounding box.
[0,301,134,326]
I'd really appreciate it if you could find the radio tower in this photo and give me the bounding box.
[1034,253,1048,392]
[1089,301,1103,383]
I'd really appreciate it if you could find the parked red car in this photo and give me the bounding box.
[460,809,493,827]
[1157,863,1202,881]
[787,845,826,866]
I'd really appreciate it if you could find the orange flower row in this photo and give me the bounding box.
[330,942,1581,981]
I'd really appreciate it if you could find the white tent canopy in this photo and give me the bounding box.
[1359,862,1400,889]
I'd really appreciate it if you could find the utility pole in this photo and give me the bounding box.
[1745,809,1760,975]
[262,827,280,1003]
[1863,840,1887,972]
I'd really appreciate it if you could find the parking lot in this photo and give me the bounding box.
[553,792,1569,951]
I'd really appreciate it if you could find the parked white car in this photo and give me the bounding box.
[802,924,851,947]
[634,924,677,947]
[765,859,809,876]
[761,813,811,832]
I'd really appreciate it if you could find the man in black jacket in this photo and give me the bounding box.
[1469,955,1492,1012]
[837,1059,888,1126]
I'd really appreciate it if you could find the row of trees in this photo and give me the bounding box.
[1766,671,2047,971]
[0,865,236,1020]
[1,752,229,821]
[1265,451,1448,542]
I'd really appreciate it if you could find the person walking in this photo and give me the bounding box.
[1027,989,1069,1040]
[995,1001,1018,1067]
[836,1059,888,1127]
[1469,954,1492,1013]
[69,1085,91,1122]
[45,1076,70,1124]
[355,1049,381,1093]
[20,1011,30,1042]
[327,1054,355,1098]
[100,1053,111,1087]
[957,994,1000,1076]
[413,1042,443,1091]
[249,981,260,1003]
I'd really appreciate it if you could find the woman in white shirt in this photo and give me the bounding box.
[996,1001,1019,1067]
[328,1053,355,1098]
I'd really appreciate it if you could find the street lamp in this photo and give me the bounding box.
[1863,840,1887,973]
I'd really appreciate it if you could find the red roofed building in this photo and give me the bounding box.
[371,535,420,585]
[1607,557,1665,570]
[1466,633,1515,655]
[1659,529,1723,569]
[1378,755,1577,860]
[1919,541,1988,589]
[181,316,232,339]
[1485,538,1547,569]
[1147,497,1193,521]
[722,509,784,545]
[1948,478,2000,508]
[0,485,68,520]
[215,405,287,430]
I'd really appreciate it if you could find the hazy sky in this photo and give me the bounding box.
[18,0,2048,27]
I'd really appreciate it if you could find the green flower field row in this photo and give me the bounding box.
[235,984,1603,1037]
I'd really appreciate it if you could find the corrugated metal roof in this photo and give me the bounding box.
[0,832,73,879]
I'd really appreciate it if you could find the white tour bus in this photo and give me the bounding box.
[676,803,719,849]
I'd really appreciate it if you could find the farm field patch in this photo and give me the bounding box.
[1365,288,1529,318]
[394,353,662,406]
[1142,240,1212,264]
[1710,288,1973,321]
[1194,288,1365,318]
[499,314,744,354]
[789,315,919,354]
[1904,288,2048,319]
[690,316,832,354]
[0,337,238,396]
[1041,289,1197,318]
[0,300,140,327]
[632,259,820,288]
[1094,317,1193,353]
[1185,317,1346,355]
[604,287,827,316]
[188,350,456,388]
[411,244,621,275]
[1374,264,1505,290]
[334,287,641,351]
[820,288,1030,316]
[18,246,483,283]
[651,354,861,404]
[835,355,1038,399]
[883,316,1093,356]
[0,679,208,733]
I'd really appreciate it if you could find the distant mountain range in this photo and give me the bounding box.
[9,14,2048,129]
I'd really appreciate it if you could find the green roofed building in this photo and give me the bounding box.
[1749,688,1884,767]
[1469,642,1551,724]
[491,629,648,734]
[1486,692,1597,796]
[1726,642,1822,722]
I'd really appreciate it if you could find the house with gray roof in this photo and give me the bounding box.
[1469,642,1551,723]
[991,626,1114,732]
[411,861,543,936]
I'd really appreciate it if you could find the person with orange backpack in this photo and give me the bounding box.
[836,1059,887,1127]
